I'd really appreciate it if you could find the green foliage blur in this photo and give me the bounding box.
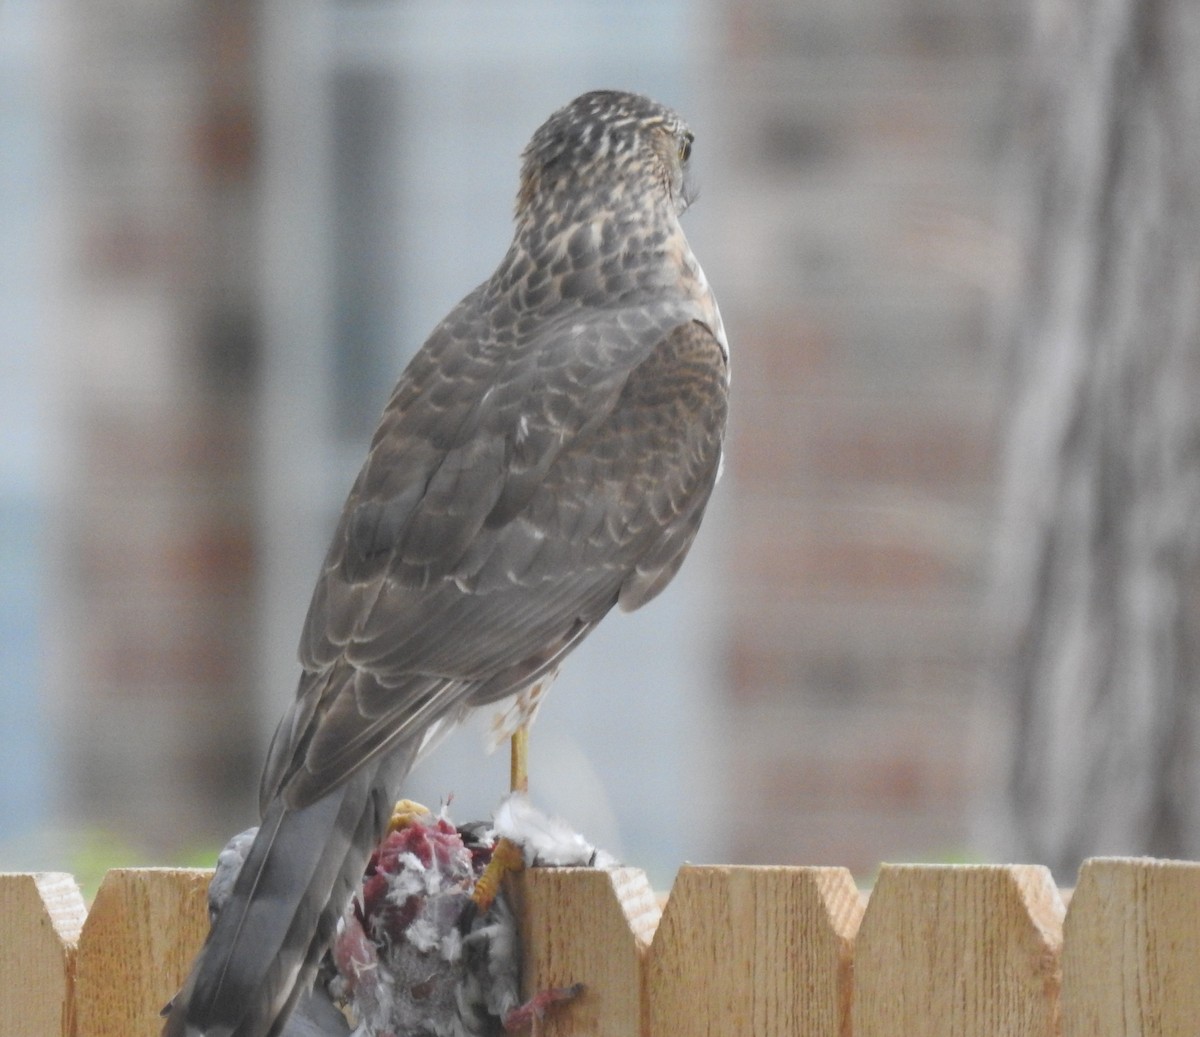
[1,827,221,903]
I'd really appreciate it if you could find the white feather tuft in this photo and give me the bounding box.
[491,793,618,867]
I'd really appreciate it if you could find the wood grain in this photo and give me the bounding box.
[513,866,660,1037]
[1062,857,1200,1036]
[0,872,87,1037]
[853,864,1064,1037]
[22,859,1200,1034]
[644,864,862,1037]
[74,868,210,1037]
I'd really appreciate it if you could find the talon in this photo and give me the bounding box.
[472,836,525,911]
[388,799,431,833]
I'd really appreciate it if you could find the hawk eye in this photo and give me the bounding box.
[678,137,693,162]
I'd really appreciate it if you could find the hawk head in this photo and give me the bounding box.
[517,90,696,219]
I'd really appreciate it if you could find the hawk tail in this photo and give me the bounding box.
[162,743,417,1037]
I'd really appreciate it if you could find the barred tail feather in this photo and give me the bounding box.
[163,743,418,1037]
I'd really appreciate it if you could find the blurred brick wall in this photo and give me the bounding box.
[55,0,261,855]
[51,0,1022,869]
[705,0,1021,873]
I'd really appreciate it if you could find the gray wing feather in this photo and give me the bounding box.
[265,319,726,810]
[165,746,415,1037]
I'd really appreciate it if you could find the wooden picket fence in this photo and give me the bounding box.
[3,857,1200,1037]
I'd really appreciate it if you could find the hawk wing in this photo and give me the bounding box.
[263,315,727,810]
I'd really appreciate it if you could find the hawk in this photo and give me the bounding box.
[163,89,729,1037]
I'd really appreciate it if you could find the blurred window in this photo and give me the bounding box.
[258,0,719,879]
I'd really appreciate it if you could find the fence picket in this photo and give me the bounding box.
[1062,857,1200,1036]
[74,868,209,1037]
[853,864,1064,1037]
[12,858,1200,1034]
[0,872,86,1037]
[644,864,862,1037]
[511,866,659,1037]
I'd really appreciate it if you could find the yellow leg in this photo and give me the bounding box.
[510,725,530,794]
[474,723,532,911]
[471,836,524,911]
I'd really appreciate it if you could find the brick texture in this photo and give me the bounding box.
[50,0,1020,868]
[55,0,261,856]
[705,0,1019,868]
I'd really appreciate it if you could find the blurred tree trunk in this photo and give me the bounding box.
[994,0,1200,877]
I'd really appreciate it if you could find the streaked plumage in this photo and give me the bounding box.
[163,89,728,1037]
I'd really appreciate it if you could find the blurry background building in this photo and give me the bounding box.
[2,0,1022,884]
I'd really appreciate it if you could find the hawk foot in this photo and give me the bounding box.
[387,798,432,833]
[471,836,525,911]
